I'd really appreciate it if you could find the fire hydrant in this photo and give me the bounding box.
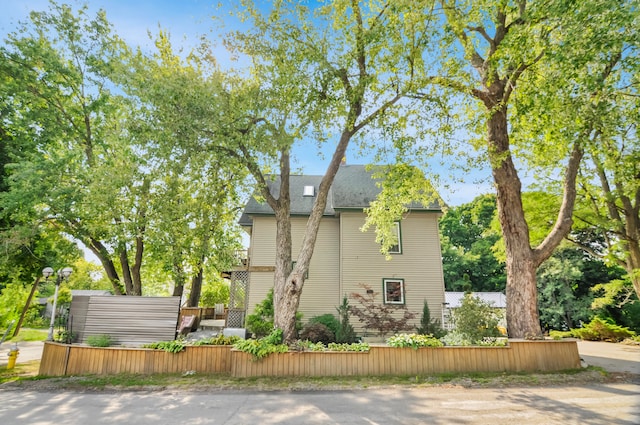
[7,345,19,369]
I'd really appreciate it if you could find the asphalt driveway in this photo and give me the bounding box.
[577,340,639,374]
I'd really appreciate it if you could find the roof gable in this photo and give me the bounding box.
[240,165,440,226]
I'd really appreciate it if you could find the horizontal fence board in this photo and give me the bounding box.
[39,342,233,376]
[39,340,580,377]
[71,296,181,347]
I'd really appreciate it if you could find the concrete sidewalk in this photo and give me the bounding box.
[0,341,44,367]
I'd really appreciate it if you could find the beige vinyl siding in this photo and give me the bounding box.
[246,216,276,312]
[340,211,445,334]
[246,272,274,315]
[246,216,340,320]
[249,216,278,266]
[294,217,340,321]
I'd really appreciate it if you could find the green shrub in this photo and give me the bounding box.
[335,296,357,343]
[87,334,113,347]
[477,337,508,346]
[451,293,501,342]
[416,301,446,338]
[23,305,46,328]
[549,330,573,340]
[233,329,288,360]
[326,342,370,352]
[440,331,473,346]
[291,340,371,352]
[387,333,444,349]
[245,290,302,338]
[293,340,327,351]
[192,335,239,346]
[300,322,335,344]
[349,284,416,337]
[143,339,186,353]
[245,290,275,338]
[571,317,636,342]
[309,314,340,337]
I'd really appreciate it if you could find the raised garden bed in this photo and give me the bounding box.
[39,340,580,377]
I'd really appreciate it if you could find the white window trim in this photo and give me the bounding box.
[383,278,405,305]
[388,221,402,254]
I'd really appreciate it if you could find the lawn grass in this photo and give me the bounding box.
[0,360,41,385]
[6,328,48,342]
[1,364,613,391]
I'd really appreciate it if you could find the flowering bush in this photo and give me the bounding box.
[440,331,473,346]
[294,340,371,352]
[440,332,508,346]
[477,337,508,346]
[386,333,443,349]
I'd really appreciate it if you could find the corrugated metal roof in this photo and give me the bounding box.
[444,291,506,308]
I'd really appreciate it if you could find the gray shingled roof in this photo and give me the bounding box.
[239,165,440,226]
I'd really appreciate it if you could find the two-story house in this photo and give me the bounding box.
[237,164,446,335]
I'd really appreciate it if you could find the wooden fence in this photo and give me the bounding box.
[39,342,231,376]
[69,296,181,346]
[39,340,580,377]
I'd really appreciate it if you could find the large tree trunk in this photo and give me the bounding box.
[171,249,186,297]
[131,178,150,296]
[272,152,295,340]
[486,102,582,338]
[487,103,543,338]
[187,266,204,308]
[86,236,124,295]
[131,235,144,296]
[272,131,354,342]
[119,245,135,295]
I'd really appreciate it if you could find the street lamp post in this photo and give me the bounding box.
[46,267,73,341]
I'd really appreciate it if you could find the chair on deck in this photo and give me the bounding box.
[213,303,227,321]
[177,315,196,337]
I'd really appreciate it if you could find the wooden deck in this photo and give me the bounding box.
[39,340,580,377]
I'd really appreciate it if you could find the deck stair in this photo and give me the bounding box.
[198,319,226,331]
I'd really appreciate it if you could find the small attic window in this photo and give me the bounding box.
[303,185,315,197]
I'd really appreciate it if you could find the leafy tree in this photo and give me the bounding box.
[0,3,140,294]
[1,3,245,299]
[64,259,112,292]
[536,249,592,331]
[199,278,230,307]
[570,124,640,300]
[115,31,246,304]
[195,1,429,342]
[366,0,637,338]
[0,281,30,329]
[439,195,505,292]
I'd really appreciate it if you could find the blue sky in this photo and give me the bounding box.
[0,0,494,206]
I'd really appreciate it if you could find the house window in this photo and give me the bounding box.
[383,278,405,304]
[388,222,402,254]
